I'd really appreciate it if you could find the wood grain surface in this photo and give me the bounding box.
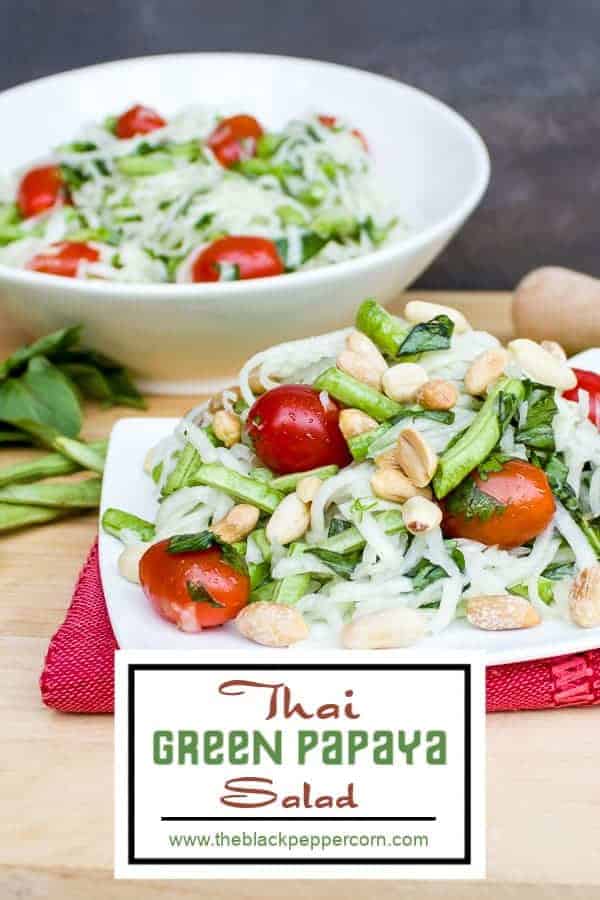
[1,292,600,899]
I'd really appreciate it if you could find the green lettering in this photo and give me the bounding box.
[373,730,393,765]
[298,730,318,763]
[204,730,224,764]
[347,730,369,763]
[397,730,421,764]
[322,730,342,764]
[153,730,173,764]
[426,730,447,764]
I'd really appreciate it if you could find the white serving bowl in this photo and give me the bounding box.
[0,53,489,392]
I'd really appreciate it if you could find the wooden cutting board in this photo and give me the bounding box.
[1,292,600,899]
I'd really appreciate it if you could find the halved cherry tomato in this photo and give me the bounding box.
[563,368,600,427]
[317,114,369,152]
[442,458,555,549]
[207,114,263,167]
[191,236,284,282]
[115,104,166,139]
[246,384,352,475]
[139,541,250,633]
[26,241,100,278]
[17,165,68,218]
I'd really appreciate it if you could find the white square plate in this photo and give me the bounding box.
[99,348,600,665]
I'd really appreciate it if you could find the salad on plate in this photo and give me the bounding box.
[102,299,600,649]
[0,105,398,284]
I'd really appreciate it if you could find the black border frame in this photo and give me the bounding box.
[126,663,471,866]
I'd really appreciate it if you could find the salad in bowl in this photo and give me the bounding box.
[102,299,600,649]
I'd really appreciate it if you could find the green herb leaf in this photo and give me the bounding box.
[310,547,362,578]
[0,357,82,437]
[167,531,214,554]
[477,451,511,480]
[445,474,506,522]
[328,518,352,538]
[516,385,558,451]
[0,326,82,380]
[395,315,454,358]
[186,580,225,606]
[218,540,249,577]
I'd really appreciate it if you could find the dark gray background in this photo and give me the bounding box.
[2,0,597,288]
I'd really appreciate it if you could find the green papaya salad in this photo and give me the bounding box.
[0,105,398,283]
[103,299,600,648]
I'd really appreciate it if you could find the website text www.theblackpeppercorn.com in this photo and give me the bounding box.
[167,830,431,851]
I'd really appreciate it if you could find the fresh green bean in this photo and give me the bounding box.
[270,464,339,493]
[276,205,307,227]
[433,377,526,498]
[313,367,401,422]
[251,527,271,562]
[162,443,200,496]
[0,440,107,488]
[0,477,101,508]
[0,503,72,533]
[249,561,270,590]
[102,508,155,542]
[249,580,276,603]
[355,299,408,357]
[116,155,174,176]
[191,463,283,513]
[273,573,312,605]
[317,509,406,554]
[13,420,106,473]
[347,423,390,461]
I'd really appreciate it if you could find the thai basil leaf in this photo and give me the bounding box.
[0,357,82,437]
[309,547,363,579]
[445,474,506,522]
[516,385,558,451]
[186,580,225,606]
[167,531,214,553]
[395,315,454,358]
[0,326,82,380]
[328,518,352,538]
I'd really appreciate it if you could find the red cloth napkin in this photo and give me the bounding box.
[40,540,600,713]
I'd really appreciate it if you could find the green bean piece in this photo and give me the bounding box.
[116,155,174,176]
[270,464,339,493]
[0,202,21,227]
[313,368,401,422]
[257,133,285,158]
[162,443,201,496]
[347,424,390,461]
[249,561,270,590]
[317,509,406,554]
[0,503,72,533]
[191,463,283,513]
[433,378,526,499]
[249,580,276,603]
[102,508,155,542]
[276,205,307,227]
[273,573,312,605]
[355,299,408,357]
[0,477,102,509]
[251,527,272,562]
[0,225,25,246]
[0,440,107,488]
[12,420,106,474]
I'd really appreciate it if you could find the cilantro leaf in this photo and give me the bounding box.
[310,547,362,579]
[477,451,511,480]
[167,529,249,576]
[516,385,557,451]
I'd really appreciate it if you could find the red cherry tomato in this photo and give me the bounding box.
[246,384,352,475]
[207,114,263,167]
[317,114,369,152]
[563,368,600,427]
[115,104,166,139]
[139,541,250,633]
[26,241,100,278]
[191,236,284,282]
[442,459,555,549]
[17,165,68,218]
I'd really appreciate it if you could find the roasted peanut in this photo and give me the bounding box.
[296,476,322,504]
[541,340,568,362]
[236,602,309,647]
[381,363,428,403]
[346,330,388,375]
[395,428,438,487]
[339,408,378,441]
[371,467,429,502]
[508,339,577,391]
[402,495,442,534]
[404,300,470,333]
[266,493,310,545]
[211,504,260,543]
[212,409,242,447]
[466,595,541,630]
[416,379,458,411]
[209,386,242,413]
[337,350,382,390]
[569,565,600,627]
[464,347,509,396]
[342,607,426,649]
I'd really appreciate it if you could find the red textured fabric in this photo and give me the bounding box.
[40,539,600,713]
